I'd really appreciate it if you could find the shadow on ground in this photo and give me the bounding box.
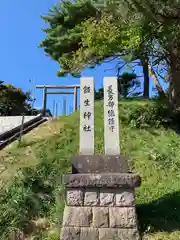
[137,191,180,234]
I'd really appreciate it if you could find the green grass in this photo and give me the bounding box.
[1,100,180,239]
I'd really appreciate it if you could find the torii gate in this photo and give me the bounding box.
[36,85,80,116]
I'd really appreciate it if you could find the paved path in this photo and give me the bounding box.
[0,116,37,135]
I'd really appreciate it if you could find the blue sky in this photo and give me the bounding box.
[0,0,166,116]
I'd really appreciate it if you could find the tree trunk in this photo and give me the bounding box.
[141,57,150,98]
[168,48,180,110]
[168,67,180,110]
[148,64,166,99]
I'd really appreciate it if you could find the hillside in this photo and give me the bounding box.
[0,100,180,240]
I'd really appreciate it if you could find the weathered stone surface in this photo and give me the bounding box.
[80,228,98,240]
[104,77,120,155]
[84,189,99,206]
[66,189,83,206]
[109,207,137,228]
[60,227,139,240]
[115,189,135,206]
[72,155,128,174]
[118,228,140,240]
[79,77,94,155]
[100,189,115,206]
[63,206,92,227]
[92,207,109,227]
[63,173,141,188]
[99,228,118,240]
[60,227,80,240]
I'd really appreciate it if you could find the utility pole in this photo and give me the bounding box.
[42,87,47,116]
[19,114,25,144]
[73,87,78,111]
[52,100,55,118]
[28,78,36,115]
[56,102,58,118]
[63,97,67,116]
[31,79,35,107]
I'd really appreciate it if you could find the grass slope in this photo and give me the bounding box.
[0,100,180,239]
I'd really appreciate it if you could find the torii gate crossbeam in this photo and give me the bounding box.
[36,85,80,116]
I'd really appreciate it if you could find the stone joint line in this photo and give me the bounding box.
[61,188,140,239]
[66,188,135,207]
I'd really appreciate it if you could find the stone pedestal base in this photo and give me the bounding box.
[60,173,141,240]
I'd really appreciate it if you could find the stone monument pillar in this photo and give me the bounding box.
[60,77,141,240]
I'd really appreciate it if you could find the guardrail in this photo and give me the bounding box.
[0,115,48,150]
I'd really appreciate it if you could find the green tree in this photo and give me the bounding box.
[0,83,32,116]
[122,0,180,109]
[95,72,140,100]
[118,72,140,98]
[40,1,140,73]
[39,0,98,76]
[39,0,151,97]
[95,88,104,100]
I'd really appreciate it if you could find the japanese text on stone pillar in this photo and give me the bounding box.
[107,85,115,132]
[83,85,92,132]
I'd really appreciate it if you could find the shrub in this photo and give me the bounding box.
[121,102,170,128]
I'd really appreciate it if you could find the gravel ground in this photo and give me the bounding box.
[0,116,37,135]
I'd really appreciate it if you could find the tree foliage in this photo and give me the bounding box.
[122,0,180,108]
[40,0,180,109]
[118,72,140,98]
[39,0,143,74]
[95,72,140,100]
[0,82,32,116]
[39,0,152,98]
[95,88,104,100]
[39,0,99,76]
[74,13,142,71]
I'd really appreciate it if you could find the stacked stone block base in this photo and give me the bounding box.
[60,173,141,240]
[61,227,139,240]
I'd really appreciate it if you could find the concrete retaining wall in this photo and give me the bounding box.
[0,115,42,141]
